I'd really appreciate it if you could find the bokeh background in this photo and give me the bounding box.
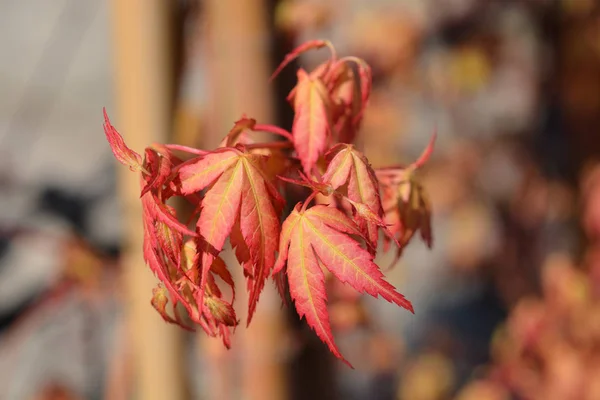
[1,0,600,399]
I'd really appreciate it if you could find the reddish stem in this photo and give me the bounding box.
[254,124,294,141]
[301,192,318,213]
[164,144,208,156]
[270,39,337,82]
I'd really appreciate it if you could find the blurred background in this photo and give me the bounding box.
[1,0,600,399]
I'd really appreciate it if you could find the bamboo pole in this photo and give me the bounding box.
[200,0,288,399]
[107,1,188,399]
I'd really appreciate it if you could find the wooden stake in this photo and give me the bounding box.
[107,1,188,399]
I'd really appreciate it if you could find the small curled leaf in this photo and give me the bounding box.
[103,108,144,172]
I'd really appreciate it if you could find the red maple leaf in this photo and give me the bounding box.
[273,203,413,367]
[322,144,384,250]
[179,146,283,323]
[376,133,436,263]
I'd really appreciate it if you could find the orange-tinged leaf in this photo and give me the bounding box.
[322,144,353,188]
[286,61,343,104]
[275,204,413,366]
[273,205,302,274]
[141,147,173,197]
[151,285,178,324]
[329,64,360,143]
[142,212,198,328]
[282,205,348,366]
[211,256,236,301]
[179,149,240,195]
[155,216,182,267]
[239,156,281,323]
[302,206,411,311]
[323,144,383,249]
[293,69,332,174]
[150,284,194,332]
[177,237,237,338]
[342,57,372,126]
[103,108,143,172]
[144,191,197,237]
[304,203,364,237]
[180,148,283,320]
[230,220,253,278]
[375,134,436,262]
[196,159,244,306]
[180,238,200,283]
[347,154,383,249]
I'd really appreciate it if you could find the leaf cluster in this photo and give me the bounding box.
[103,40,434,366]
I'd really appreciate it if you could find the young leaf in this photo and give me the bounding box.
[179,148,282,323]
[140,146,174,197]
[375,134,436,261]
[210,255,236,302]
[293,69,333,174]
[103,108,144,172]
[144,190,197,237]
[274,204,413,366]
[341,57,372,127]
[322,144,383,250]
[330,66,360,144]
[178,239,238,345]
[154,215,182,267]
[379,173,433,258]
[151,285,179,325]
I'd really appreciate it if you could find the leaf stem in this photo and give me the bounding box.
[301,192,317,213]
[253,124,294,141]
[164,144,208,156]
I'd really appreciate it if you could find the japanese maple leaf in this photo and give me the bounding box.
[327,59,371,144]
[103,108,143,172]
[273,203,413,366]
[142,193,197,329]
[292,69,333,174]
[322,144,383,250]
[140,145,174,197]
[376,134,436,262]
[179,146,283,323]
[378,170,433,255]
[329,65,359,144]
[157,238,239,346]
